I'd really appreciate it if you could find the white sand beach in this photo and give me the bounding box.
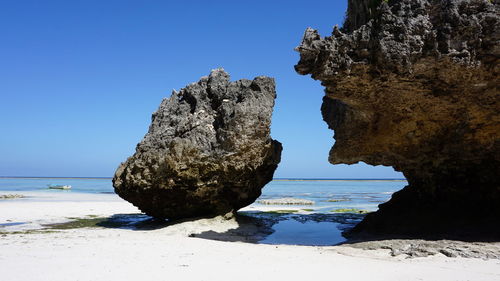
[1,192,499,281]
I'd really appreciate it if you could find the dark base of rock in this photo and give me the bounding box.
[117,159,281,220]
[348,179,500,241]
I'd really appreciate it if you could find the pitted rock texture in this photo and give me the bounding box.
[296,0,499,237]
[113,69,282,220]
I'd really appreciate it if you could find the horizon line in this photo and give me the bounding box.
[0,176,407,181]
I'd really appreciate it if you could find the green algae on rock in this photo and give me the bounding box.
[331,208,370,214]
[0,194,25,199]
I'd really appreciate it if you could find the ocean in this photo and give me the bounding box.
[0,177,406,211]
[0,177,407,245]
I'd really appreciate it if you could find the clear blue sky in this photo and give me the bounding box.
[0,0,403,179]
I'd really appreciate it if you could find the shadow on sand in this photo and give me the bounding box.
[45,213,169,231]
[50,211,365,246]
[46,211,500,258]
[191,211,366,246]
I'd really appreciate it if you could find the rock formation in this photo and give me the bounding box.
[113,69,282,220]
[295,0,499,237]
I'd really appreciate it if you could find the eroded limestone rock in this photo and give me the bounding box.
[295,0,499,237]
[113,69,282,220]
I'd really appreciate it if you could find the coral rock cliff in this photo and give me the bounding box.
[296,0,499,236]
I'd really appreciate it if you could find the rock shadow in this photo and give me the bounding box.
[96,213,169,230]
[189,212,277,243]
[45,213,170,231]
[92,213,238,231]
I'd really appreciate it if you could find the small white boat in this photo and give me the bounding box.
[48,184,72,190]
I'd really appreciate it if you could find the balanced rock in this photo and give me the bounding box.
[295,0,499,237]
[113,69,282,219]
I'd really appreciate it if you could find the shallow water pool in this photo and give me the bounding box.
[260,219,345,246]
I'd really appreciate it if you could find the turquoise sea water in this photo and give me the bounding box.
[259,180,405,212]
[0,178,406,211]
[0,177,113,194]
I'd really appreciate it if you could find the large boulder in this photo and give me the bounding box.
[113,69,282,220]
[295,0,499,237]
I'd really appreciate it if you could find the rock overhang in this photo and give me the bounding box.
[295,0,500,237]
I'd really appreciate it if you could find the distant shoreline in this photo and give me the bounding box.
[0,176,406,181]
[0,176,112,180]
[273,178,407,182]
